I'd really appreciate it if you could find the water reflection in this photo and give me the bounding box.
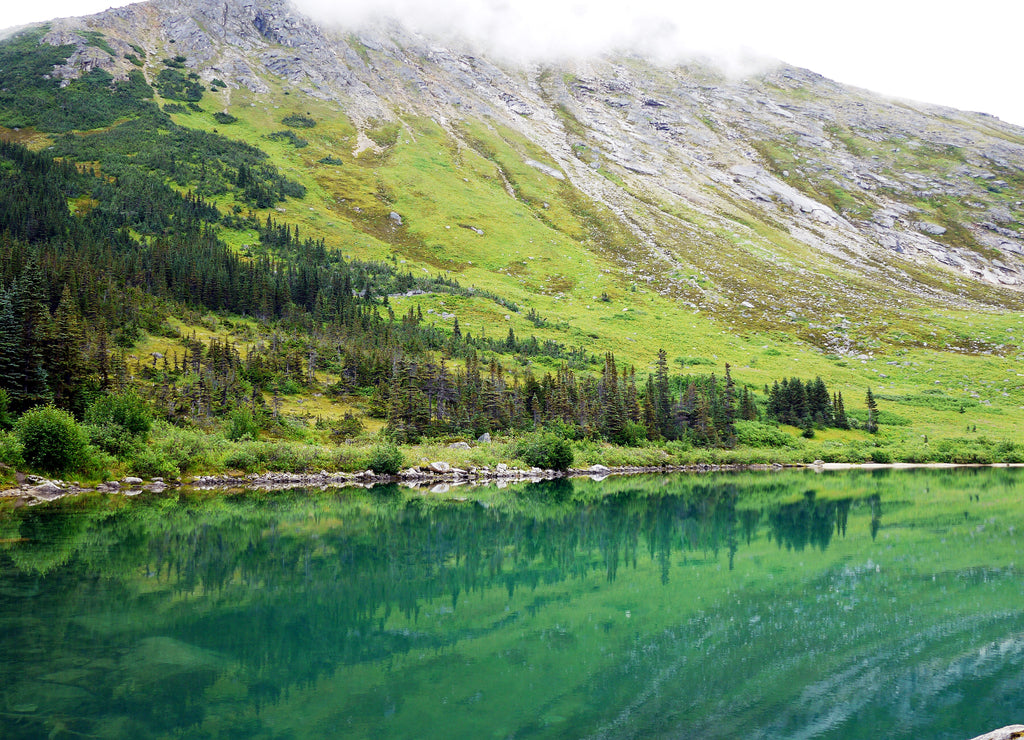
[0,469,1021,740]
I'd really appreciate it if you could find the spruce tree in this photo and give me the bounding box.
[13,255,51,410]
[865,388,879,433]
[0,290,22,404]
[655,349,672,438]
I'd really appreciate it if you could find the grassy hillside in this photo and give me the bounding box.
[0,23,1022,479]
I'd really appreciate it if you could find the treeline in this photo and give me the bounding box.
[377,350,757,446]
[0,139,592,418]
[0,133,873,451]
[765,377,849,430]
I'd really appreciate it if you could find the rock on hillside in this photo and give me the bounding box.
[14,0,1024,331]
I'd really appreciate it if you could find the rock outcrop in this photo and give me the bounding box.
[12,0,1024,339]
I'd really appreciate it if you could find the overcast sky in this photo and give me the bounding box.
[4,0,1023,126]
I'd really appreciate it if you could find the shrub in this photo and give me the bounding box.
[734,421,795,448]
[515,433,574,471]
[0,430,24,468]
[869,448,892,464]
[282,113,316,128]
[15,406,88,474]
[84,392,153,456]
[86,392,152,435]
[365,442,403,475]
[130,446,179,478]
[147,422,225,474]
[213,111,237,124]
[329,413,364,442]
[226,408,261,441]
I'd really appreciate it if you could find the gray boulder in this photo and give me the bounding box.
[917,221,947,236]
[477,433,491,443]
[448,442,471,450]
[29,481,64,500]
[429,461,451,473]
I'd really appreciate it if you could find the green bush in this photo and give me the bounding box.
[226,408,261,441]
[128,446,179,478]
[282,113,316,128]
[734,421,795,448]
[147,422,225,474]
[366,442,403,475]
[0,430,24,468]
[869,448,892,464]
[86,391,152,434]
[15,406,88,474]
[515,433,574,471]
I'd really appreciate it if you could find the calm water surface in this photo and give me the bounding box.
[1,468,1022,739]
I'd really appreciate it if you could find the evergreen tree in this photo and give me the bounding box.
[655,349,672,439]
[0,290,22,403]
[833,391,849,429]
[46,285,90,414]
[865,388,879,433]
[600,352,625,443]
[12,256,51,410]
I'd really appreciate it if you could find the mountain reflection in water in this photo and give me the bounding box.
[0,468,1021,740]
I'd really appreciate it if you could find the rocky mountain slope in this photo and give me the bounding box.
[7,0,1024,358]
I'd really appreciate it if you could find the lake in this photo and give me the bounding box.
[1,468,1022,739]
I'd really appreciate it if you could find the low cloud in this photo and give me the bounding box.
[292,0,778,74]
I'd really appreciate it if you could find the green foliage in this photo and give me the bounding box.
[676,356,715,367]
[282,114,317,128]
[226,408,261,441]
[0,389,14,430]
[129,444,180,478]
[80,30,115,57]
[514,433,574,471]
[15,405,88,474]
[365,121,401,148]
[0,430,24,468]
[268,130,308,147]
[734,421,795,448]
[146,422,226,474]
[50,108,306,208]
[213,111,238,124]
[365,442,404,475]
[869,448,892,463]
[329,413,364,441]
[0,29,155,132]
[846,408,911,427]
[156,66,204,102]
[85,392,152,438]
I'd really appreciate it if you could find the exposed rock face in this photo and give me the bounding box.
[18,0,1024,327]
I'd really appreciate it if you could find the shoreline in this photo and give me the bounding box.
[3,461,1024,506]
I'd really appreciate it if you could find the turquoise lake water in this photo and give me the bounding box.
[1,468,1022,738]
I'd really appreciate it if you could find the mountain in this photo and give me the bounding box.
[1,0,1022,458]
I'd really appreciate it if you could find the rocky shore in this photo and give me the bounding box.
[0,462,788,504]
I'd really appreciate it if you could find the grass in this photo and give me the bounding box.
[7,49,1023,465]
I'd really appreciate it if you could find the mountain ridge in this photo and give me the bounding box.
[1,0,1023,469]
[18,0,1024,311]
